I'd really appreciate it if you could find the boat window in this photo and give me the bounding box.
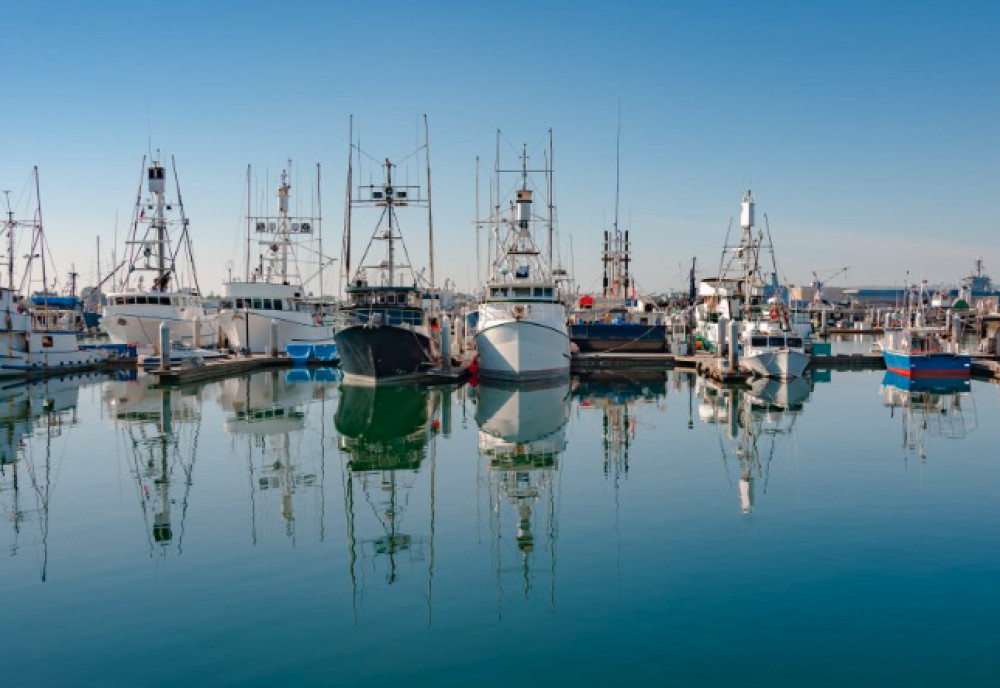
[376,293,386,304]
[513,288,531,298]
[125,296,136,305]
[42,335,53,348]
[767,337,784,347]
[751,336,767,347]
[235,299,245,309]
[262,299,272,310]
[160,296,170,305]
[273,300,283,311]
[386,293,396,304]
[220,300,232,309]
[252,299,263,310]
[543,288,553,297]
[533,288,543,297]
[787,337,803,348]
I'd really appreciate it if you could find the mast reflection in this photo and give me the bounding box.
[336,384,441,623]
[698,376,813,514]
[104,377,204,557]
[880,373,976,464]
[475,380,570,610]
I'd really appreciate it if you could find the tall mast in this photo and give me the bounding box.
[317,163,323,299]
[343,115,353,291]
[4,190,13,289]
[278,163,291,283]
[547,129,554,269]
[35,167,47,298]
[245,164,252,282]
[475,156,481,288]
[424,115,435,289]
[386,159,395,285]
[149,157,167,287]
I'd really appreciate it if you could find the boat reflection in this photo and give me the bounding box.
[336,384,442,622]
[572,371,668,478]
[219,371,334,543]
[0,374,95,580]
[881,372,976,463]
[698,375,813,513]
[475,380,570,609]
[103,377,205,556]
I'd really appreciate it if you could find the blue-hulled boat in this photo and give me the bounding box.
[879,328,970,379]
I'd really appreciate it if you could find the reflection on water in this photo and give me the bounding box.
[573,372,668,478]
[336,384,445,622]
[0,375,94,581]
[697,374,813,513]
[104,378,207,555]
[881,372,977,464]
[474,380,571,608]
[3,367,1000,684]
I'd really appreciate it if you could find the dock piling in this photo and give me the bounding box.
[159,323,171,373]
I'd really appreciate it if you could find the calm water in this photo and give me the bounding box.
[1,365,998,686]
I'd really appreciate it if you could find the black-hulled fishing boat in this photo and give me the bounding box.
[335,118,439,384]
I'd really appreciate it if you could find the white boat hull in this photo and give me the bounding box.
[475,303,570,381]
[102,306,216,350]
[0,331,107,377]
[218,309,335,353]
[741,349,810,380]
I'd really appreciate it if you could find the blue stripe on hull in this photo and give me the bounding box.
[881,350,971,378]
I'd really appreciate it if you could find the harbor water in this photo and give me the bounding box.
[1,365,998,686]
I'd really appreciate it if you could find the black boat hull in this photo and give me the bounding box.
[335,324,433,383]
[570,323,669,353]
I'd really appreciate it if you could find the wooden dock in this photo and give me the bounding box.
[152,354,290,386]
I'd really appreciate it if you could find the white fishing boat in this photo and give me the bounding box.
[103,155,216,352]
[475,132,570,382]
[217,163,335,354]
[1,168,110,376]
[698,190,810,380]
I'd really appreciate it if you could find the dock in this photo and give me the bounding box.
[151,354,290,385]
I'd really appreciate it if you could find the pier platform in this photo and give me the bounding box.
[571,352,675,372]
[151,354,289,386]
[810,353,885,369]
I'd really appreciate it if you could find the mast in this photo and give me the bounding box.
[4,190,13,289]
[547,129,554,269]
[475,156,481,288]
[246,164,252,281]
[424,115,435,289]
[317,163,323,300]
[35,167,47,299]
[386,159,395,285]
[343,116,353,291]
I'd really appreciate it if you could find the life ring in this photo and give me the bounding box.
[769,307,779,320]
[314,313,323,325]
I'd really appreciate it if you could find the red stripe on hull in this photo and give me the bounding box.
[886,366,970,379]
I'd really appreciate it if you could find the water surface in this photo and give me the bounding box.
[1,366,997,686]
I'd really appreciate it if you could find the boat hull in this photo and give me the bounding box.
[102,306,216,350]
[882,351,971,378]
[569,323,668,353]
[218,309,334,354]
[476,305,570,382]
[335,324,433,384]
[741,349,810,380]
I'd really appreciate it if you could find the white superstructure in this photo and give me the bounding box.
[217,164,335,353]
[103,156,216,351]
[475,133,570,382]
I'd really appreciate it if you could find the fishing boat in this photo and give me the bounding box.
[879,327,971,378]
[0,168,111,375]
[335,118,439,384]
[699,190,810,380]
[475,131,570,381]
[103,155,216,352]
[568,117,667,353]
[217,163,336,355]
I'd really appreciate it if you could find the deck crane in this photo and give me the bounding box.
[811,266,850,305]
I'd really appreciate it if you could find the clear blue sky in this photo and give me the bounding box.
[3,0,998,295]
